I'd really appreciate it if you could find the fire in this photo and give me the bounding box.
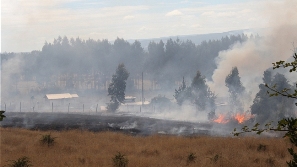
[213,112,254,124]
[234,113,249,124]
[213,114,229,124]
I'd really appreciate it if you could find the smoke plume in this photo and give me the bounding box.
[209,0,297,107]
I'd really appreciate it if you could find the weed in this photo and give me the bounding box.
[266,157,275,166]
[78,157,85,164]
[186,152,196,165]
[40,133,56,147]
[257,144,267,152]
[112,152,128,167]
[6,156,32,167]
[208,154,220,164]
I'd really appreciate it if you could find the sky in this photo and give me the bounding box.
[1,0,277,52]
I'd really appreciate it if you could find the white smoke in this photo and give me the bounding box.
[209,0,297,108]
[1,55,24,99]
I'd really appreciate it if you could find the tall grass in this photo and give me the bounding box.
[0,128,291,167]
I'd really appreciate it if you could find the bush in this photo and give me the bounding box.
[40,133,56,147]
[150,95,172,112]
[112,152,128,167]
[6,156,32,167]
[186,152,196,165]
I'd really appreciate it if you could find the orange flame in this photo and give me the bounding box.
[234,113,253,124]
[213,112,254,124]
[213,114,229,124]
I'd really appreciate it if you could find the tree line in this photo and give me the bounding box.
[1,34,251,92]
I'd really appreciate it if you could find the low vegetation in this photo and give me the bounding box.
[1,127,292,167]
[5,156,32,167]
[39,133,56,147]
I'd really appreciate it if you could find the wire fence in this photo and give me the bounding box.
[1,100,147,114]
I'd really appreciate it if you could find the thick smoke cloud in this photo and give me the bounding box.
[209,0,297,108]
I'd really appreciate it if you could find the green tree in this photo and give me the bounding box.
[0,110,5,121]
[251,71,294,122]
[173,72,216,118]
[233,52,297,166]
[225,67,245,112]
[107,63,129,112]
[174,77,190,105]
[190,71,216,113]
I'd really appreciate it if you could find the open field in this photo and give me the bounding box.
[0,127,292,167]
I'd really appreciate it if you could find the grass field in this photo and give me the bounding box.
[0,127,292,167]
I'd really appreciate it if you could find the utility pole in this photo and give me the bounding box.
[142,72,144,106]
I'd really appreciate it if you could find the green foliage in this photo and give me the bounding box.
[40,133,56,147]
[186,152,197,165]
[107,63,129,112]
[112,152,128,167]
[0,110,6,121]
[287,148,297,167]
[272,53,297,72]
[6,156,32,167]
[251,72,294,122]
[191,71,216,112]
[174,77,190,106]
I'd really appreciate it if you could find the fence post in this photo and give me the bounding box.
[96,104,98,113]
[68,103,70,113]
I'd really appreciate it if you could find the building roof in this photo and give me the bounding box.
[45,93,79,100]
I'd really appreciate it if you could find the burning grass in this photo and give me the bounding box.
[0,127,291,167]
[213,112,254,124]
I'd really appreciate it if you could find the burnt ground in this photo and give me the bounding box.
[0,112,225,136]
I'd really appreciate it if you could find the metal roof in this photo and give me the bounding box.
[45,93,79,100]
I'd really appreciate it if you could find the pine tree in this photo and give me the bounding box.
[191,71,216,112]
[225,67,245,112]
[251,71,294,122]
[107,63,129,112]
[174,77,190,105]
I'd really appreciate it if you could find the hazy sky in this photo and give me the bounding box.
[2,0,275,52]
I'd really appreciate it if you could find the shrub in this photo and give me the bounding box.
[6,156,32,167]
[186,152,196,165]
[257,144,267,152]
[40,133,56,147]
[112,152,128,167]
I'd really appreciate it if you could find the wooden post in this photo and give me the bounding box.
[68,103,70,113]
[142,72,144,106]
[96,104,98,113]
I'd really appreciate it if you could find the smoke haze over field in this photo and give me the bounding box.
[210,0,297,107]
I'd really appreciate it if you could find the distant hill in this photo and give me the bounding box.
[127,29,253,50]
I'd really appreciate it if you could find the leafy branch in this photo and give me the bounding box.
[272,53,297,72]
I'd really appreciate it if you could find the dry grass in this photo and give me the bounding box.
[0,127,292,167]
